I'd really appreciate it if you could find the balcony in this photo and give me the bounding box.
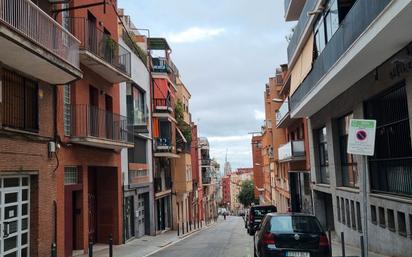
[290,0,406,117]
[278,140,305,162]
[128,108,148,133]
[276,98,292,128]
[286,0,318,62]
[0,0,82,84]
[151,57,178,86]
[66,17,131,83]
[202,167,213,185]
[284,0,306,21]
[154,137,179,158]
[68,104,134,150]
[153,98,173,113]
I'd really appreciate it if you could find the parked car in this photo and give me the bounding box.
[254,213,331,257]
[247,205,277,236]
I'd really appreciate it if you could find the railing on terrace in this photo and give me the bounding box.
[278,140,305,161]
[69,104,132,143]
[65,17,131,75]
[290,0,391,111]
[153,98,173,110]
[0,0,80,68]
[154,137,173,152]
[152,57,178,85]
[287,0,317,61]
[276,98,290,126]
[128,108,147,126]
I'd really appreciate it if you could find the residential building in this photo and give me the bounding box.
[118,10,155,240]
[261,70,292,211]
[190,123,203,225]
[275,64,312,214]
[251,135,264,202]
[172,77,193,233]
[0,0,82,256]
[222,175,231,208]
[228,169,253,214]
[56,1,133,256]
[284,0,412,256]
[149,37,179,233]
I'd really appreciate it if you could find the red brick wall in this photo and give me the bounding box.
[252,136,263,199]
[0,81,57,257]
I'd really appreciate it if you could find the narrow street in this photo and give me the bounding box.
[149,216,253,257]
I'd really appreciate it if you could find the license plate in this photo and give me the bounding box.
[286,252,310,257]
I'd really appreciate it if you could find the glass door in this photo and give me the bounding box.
[1,176,30,257]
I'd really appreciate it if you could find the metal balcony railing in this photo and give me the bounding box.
[0,0,80,68]
[201,159,211,166]
[65,17,131,75]
[152,57,178,84]
[154,137,173,152]
[69,104,131,143]
[276,98,290,126]
[290,0,391,112]
[153,97,173,110]
[278,140,305,162]
[286,0,317,61]
[128,109,147,126]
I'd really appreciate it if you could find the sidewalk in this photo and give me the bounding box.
[77,220,219,257]
[331,239,388,257]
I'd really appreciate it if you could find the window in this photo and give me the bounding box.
[341,198,346,224]
[350,200,356,229]
[2,69,38,132]
[318,127,330,184]
[379,207,386,228]
[63,85,71,135]
[398,212,406,237]
[127,84,146,126]
[324,0,339,42]
[64,167,79,185]
[356,202,362,232]
[338,113,358,188]
[337,197,341,222]
[387,209,395,232]
[365,85,412,196]
[345,199,350,228]
[371,205,377,225]
[128,137,147,164]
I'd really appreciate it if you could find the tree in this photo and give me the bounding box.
[237,180,255,208]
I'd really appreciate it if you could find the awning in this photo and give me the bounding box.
[148,38,171,50]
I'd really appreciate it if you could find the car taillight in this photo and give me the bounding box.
[319,234,329,248]
[262,232,276,244]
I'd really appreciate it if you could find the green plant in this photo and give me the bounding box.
[237,180,255,208]
[175,100,192,143]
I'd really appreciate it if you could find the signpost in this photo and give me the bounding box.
[347,119,377,257]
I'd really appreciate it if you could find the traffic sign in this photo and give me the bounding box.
[347,119,376,156]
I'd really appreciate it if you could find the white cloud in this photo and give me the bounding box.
[168,27,225,43]
[254,110,265,121]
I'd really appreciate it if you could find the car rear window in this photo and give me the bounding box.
[252,206,276,219]
[269,216,323,233]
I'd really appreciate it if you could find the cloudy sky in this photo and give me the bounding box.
[118,0,294,172]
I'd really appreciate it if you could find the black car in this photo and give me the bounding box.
[254,213,331,257]
[247,205,277,236]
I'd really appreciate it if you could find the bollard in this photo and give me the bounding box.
[360,235,365,257]
[186,221,189,233]
[51,242,57,257]
[190,220,192,231]
[182,221,185,235]
[177,221,180,236]
[341,232,346,257]
[109,234,113,257]
[88,239,93,257]
[328,230,332,254]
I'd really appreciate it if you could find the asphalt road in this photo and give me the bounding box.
[149,216,254,257]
